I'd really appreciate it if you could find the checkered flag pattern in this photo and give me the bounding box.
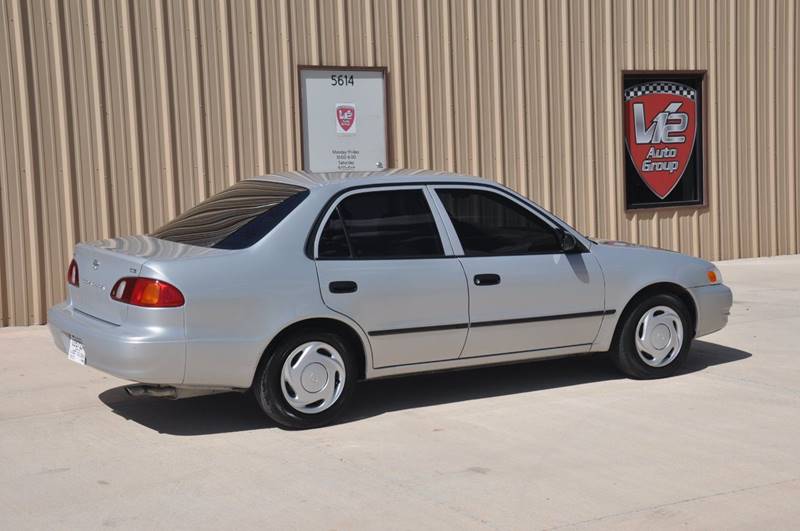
[624,81,696,101]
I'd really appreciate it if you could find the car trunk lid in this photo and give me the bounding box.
[69,235,221,325]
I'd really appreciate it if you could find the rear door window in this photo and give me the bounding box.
[151,180,308,249]
[317,189,444,259]
[317,207,351,258]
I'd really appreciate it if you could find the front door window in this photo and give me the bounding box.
[436,188,561,256]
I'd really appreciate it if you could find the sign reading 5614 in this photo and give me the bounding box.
[330,74,354,87]
[300,66,388,173]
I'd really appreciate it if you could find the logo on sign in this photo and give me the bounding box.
[335,104,356,134]
[624,82,697,199]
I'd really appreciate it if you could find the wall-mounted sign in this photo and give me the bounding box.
[623,73,704,209]
[299,66,388,173]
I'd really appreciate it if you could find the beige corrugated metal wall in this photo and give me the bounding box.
[1,0,798,326]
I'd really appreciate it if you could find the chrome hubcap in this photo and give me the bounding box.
[281,341,345,414]
[634,305,684,367]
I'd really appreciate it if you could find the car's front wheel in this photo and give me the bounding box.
[253,330,357,429]
[612,293,693,379]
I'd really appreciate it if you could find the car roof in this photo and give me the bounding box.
[247,168,493,192]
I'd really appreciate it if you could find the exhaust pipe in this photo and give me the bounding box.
[125,384,178,399]
[124,384,240,399]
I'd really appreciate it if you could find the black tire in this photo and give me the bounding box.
[611,293,693,379]
[253,329,358,429]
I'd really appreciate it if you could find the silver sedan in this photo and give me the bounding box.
[48,170,732,428]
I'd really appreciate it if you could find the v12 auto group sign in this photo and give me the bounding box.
[623,76,704,208]
[299,67,388,173]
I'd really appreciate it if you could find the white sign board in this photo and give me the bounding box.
[300,67,388,172]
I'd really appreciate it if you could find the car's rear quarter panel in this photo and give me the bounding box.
[161,187,369,388]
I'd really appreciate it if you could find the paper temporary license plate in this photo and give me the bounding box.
[67,336,86,365]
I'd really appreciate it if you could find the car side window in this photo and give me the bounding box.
[436,188,561,256]
[317,189,444,259]
[317,207,351,258]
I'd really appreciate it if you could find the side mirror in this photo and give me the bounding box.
[556,228,579,253]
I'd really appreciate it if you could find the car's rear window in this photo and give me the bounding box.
[151,180,309,249]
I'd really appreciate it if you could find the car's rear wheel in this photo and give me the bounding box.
[612,293,693,379]
[254,330,357,429]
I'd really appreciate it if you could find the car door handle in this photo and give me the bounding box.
[329,281,358,294]
[474,274,501,286]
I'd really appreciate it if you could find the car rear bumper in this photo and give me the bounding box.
[48,302,186,384]
[688,283,733,338]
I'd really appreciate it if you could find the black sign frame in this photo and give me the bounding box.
[623,71,706,210]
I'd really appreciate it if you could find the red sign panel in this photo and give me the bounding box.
[624,82,697,199]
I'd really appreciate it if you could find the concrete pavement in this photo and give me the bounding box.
[1,255,799,530]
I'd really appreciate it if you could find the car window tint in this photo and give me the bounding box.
[318,207,351,258]
[436,188,561,255]
[151,180,308,249]
[322,189,444,259]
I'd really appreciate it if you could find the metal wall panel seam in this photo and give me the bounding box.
[48,0,76,272]
[443,0,455,172]
[727,0,740,258]
[581,0,597,237]
[44,0,68,305]
[789,0,798,254]
[559,0,574,225]
[337,0,348,64]
[665,0,678,252]
[535,0,551,210]
[63,2,92,243]
[100,1,127,236]
[465,0,478,175]
[767,0,778,256]
[708,0,721,260]
[603,0,617,240]
[490,0,502,184]
[364,0,375,65]
[248,0,266,174]
[389,0,405,167]
[689,0,701,257]
[310,0,320,64]
[85,0,112,239]
[0,0,15,324]
[624,0,638,244]
[218,0,237,187]
[513,0,527,196]
[646,0,660,249]
[188,0,208,202]
[279,0,295,169]
[120,0,144,234]
[155,3,180,221]
[11,0,42,324]
[747,0,758,256]
[197,7,219,196]
[416,0,430,168]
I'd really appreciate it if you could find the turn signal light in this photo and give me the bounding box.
[707,270,718,284]
[67,259,79,287]
[111,277,185,308]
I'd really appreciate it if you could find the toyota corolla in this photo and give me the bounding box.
[48,170,732,428]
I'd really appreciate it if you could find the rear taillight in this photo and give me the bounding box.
[111,277,185,308]
[67,259,79,287]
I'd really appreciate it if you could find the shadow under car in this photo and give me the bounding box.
[97,339,751,435]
